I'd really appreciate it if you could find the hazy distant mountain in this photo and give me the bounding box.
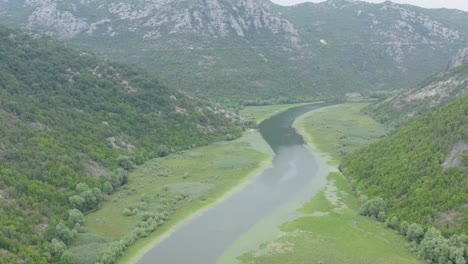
[1,0,467,99]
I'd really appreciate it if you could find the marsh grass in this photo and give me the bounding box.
[70,129,272,264]
[239,172,421,264]
[238,103,421,264]
[298,103,387,160]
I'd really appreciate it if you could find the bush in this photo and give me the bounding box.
[51,239,67,256]
[358,197,387,218]
[400,221,409,236]
[116,155,135,170]
[406,223,424,243]
[67,209,84,227]
[157,145,170,157]
[122,208,136,216]
[55,223,76,246]
[377,211,387,222]
[384,216,399,230]
[60,251,74,264]
[102,181,113,195]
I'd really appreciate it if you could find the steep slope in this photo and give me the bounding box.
[367,51,468,125]
[280,0,467,91]
[0,26,242,263]
[0,0,467,100]
[341,94,467,235]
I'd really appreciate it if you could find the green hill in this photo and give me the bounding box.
[0,26,242,263]
[341,95,467,235]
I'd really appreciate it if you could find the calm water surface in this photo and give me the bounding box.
[138,103,331,264]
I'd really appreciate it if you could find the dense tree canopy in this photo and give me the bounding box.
[342,95,468,235]
[0,26,243,263]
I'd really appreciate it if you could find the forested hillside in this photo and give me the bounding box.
[0,26,242,263]
[341,95,467,235]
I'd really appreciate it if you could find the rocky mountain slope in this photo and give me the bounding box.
[0,25,241,263]
[1,0,467,100]
[367,49,468,125]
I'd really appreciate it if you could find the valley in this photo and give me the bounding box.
[237,103,420,264]
[0,0,466,264]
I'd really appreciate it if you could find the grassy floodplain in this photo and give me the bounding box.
[238,103,422,264]
[67,104,303,264]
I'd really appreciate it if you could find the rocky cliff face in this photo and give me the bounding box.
[369,2,461,64]
[449,47,468,69]
[20,0,298,43]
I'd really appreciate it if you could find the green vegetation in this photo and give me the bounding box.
[342,95,468,235]
[295,103,387,160]
[0,26,243,263]
[240,172,421,264]
[65,130,272,264]
[239,103,420,264]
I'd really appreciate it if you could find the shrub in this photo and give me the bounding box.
[400,221,409,236]
[358,197,387,218]
[102,181,113,195]
[406,223,424,243]
[122,208,136,216]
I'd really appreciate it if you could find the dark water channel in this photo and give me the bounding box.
[138,103,331,264]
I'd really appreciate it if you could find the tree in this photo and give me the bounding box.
[81,190,97,211]
[385,216,399,230]
[68,195,85,211]
[75,183,90,194]
[417,227,448,263]
[60,251,74,264]
[157,145,170,157]
[55,224,75,245]
[67,209,84,227]
[116,155,135,170]
[406,223,424,243]
[358,197,387,218]
[400,221,409,236]
[103,181,113,195]
[51,239,67,256]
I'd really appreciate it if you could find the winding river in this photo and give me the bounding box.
[138,103,331,264]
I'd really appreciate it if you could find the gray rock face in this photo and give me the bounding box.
[371,59,468,122]
[21,0,299,43]
[448,47,468,69]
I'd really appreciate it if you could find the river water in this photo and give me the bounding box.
[138,103,331,264]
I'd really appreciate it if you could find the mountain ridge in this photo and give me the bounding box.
[1,0,467,99]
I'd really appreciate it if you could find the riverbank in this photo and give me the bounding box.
[238,103,422,264]
[67,104,304,264]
